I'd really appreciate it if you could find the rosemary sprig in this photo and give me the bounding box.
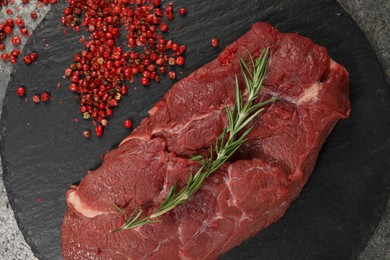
[111,48,276,233]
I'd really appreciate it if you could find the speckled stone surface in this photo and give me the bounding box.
[0,0,388,259]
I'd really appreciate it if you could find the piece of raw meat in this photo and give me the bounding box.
[62,22,350,259]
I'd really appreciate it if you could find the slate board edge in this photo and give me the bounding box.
[0,0,389,259]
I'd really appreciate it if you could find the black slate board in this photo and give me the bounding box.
[1,0,389,259]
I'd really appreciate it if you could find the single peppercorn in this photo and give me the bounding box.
[168,71,176,80]
[1,53,9,61]
[175,56,184,66]
[211,37,219,48]
[159,23,168,32]
[178,8,187,16]
[140,77,150,86]
[11,49,20,57]
[16,86,26,97]
[4,26,13,35]
[11,36,21,46]
[101,119,108,126]
[15,19,24,27]
[123,119,132,129]
[41,91,50,101]
[95,124,103,137]
[23,55,32,64]
[30,11,37,19]
[20,27,29,36]
[32,94,41,103]
[5,18,14,27]
[30,52,37,61]
[83,129,91,139]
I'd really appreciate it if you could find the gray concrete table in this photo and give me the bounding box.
[0,0,388,259]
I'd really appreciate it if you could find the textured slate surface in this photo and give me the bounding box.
[0,0,389,259]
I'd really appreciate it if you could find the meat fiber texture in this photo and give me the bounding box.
[62,22,350,259]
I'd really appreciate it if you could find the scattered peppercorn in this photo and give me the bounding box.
[20,27,29,36]
[30,52,37,61]
[83,129,91,139]
[10,49,20,57]
[16,86,26,97]
[101,119,108,126]
[168,71,176,80]
[41,91,50,102]
[123,119,132,129]
[15,19,24,27]
[211,37,219,48]
[1,53,9,61]
[11,36,21,46]
[23,55,32,64]
[178,8,187,16]
[3,26,13,35]
[176,56,184,66]
[30,11,37,19]
[32,94,41,103]
[95,125,103,137]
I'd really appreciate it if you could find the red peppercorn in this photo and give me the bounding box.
[30,52,37,61]
[140,77,149,86]
[32,94,41,103]
[120,86,128,95]
[23,55,32,64]
[6,19,14,27]
[101,119,108,126]
[105,108,113,117]
[171,43,179,52]
[168,71,176,80]
[83,130,91,139]
[179,8,187,16]
[95,125,103,137]
[159,23,168,32]
[4,26,13,35]
[41,91,50,102]
[108,98,118,107]
[152,0,160,6]
[30,11,38,19]
[211,37,219,48]
[123,119,132,129]
[168,57,175,66]
[22,0,29,4]
[175,56,184,66]
[0,44,5,51]
[1,53,8,61]
[16,86,26,97]
[11,49,20,57]
[64,68,72,77]
[6,9,13,15]
[69,83,77,92]
[20,27,29,36]
[15,19,24,27]
[10,57,17,64]
[11,36,21,46]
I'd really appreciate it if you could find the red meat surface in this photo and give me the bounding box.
[62,22,350,259]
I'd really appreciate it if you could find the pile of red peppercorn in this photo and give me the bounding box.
[61,0,187,138]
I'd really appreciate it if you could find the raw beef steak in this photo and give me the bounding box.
[62,22,350,259]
